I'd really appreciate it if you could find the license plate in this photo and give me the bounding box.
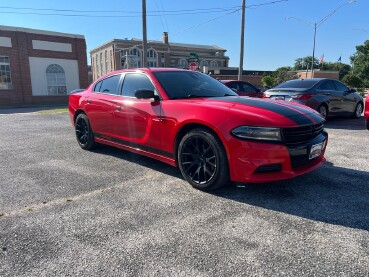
[309,141,324,160]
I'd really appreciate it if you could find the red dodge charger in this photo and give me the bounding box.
[69,68,328,190]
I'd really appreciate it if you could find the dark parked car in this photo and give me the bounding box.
[221,80,264,97]
[264,78,364,119]
[69,68,327,191]
[365,94,369,130]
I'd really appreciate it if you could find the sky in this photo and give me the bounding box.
[0,0,368,71]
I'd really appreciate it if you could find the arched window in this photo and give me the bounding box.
[129,47,142,68]
[200,60,208,67]
[46,64,67,95]
[147,48,157,67]
[210,60,218,68]
[178,58,188,68]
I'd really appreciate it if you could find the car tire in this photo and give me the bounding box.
[317,104,328,119]
[75,113,96,150]
[178,128,229,191]
[352,102,363,119]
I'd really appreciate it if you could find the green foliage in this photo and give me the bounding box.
[350,40,369,87]
[342,74,364,91]
[274,67,296,85]
[293,56,319,70]
[261,75,275,87]
[319,62,351,80]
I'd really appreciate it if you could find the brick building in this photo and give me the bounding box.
[90,32,230,81]
[0,25,88,107]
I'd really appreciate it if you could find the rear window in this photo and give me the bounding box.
[275,79,318,89]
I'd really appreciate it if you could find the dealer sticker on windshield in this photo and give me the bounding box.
[309,141,325,160]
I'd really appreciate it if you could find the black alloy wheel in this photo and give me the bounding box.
[352,102,363,119]
[318,104,328,119]
[178,128,229,190]
[75,113,96,150]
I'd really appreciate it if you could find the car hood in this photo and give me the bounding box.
[199,96,324,127]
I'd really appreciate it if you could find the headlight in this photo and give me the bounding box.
[231,126,282,141]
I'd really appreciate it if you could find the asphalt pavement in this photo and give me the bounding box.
[0,109,368,276]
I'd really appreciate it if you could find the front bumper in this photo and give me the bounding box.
[227,131,328,183]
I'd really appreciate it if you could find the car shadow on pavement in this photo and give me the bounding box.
[91,145,182,179]
[324,116,365,130]
[214,161,369,231]
[92,145,369,231]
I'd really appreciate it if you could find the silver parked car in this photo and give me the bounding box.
[264,78,364,119]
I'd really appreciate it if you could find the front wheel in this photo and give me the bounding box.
[352,102,363,119]
[317,104,328,119]
[75,113,96,150]
[178,128,229,191]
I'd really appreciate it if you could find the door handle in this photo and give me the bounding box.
[87,100,91,104]
[323,93,330,96]
[115,106,122,111]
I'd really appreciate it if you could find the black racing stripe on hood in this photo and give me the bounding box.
[267,99,323,124]
[211,97,315,125]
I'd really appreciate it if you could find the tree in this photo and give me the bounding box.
[293,56,319,71]
[342,74,364,92]
[261,75,275,88]
[274,66,296,85]
[319,62,351,80]
[350,40,369,87]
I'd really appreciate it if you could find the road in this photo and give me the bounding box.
[0,110,368,276]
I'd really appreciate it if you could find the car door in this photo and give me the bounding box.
[113,73,162,150]
[316,80,342,115]
[84,74,122,136]
[333,80,357,114]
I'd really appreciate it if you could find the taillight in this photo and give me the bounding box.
[262,92,268,98]
[291,93,313,100]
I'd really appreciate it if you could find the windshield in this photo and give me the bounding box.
[153,71,238,99]
[275,79,318,89]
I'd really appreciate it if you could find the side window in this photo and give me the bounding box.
[228,83,239,91]
[95,75,121,95]
[334,81,349,92]
[318,81,335,90]
[93,80,102,92]
[121,73,156,98]
[241,82,256,92]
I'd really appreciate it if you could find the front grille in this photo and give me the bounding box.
[282,123,324,145]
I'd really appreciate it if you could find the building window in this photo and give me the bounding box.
[100,53,103,75]
[129,47,142,68]
[110,50,113,70]
[147,48,157,67]
[178,58,188,68]
[200,60,208,67]
[46,64,67,95]
[210,61,218,67]
[0,56,13,90]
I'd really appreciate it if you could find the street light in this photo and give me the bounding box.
[287,0,356,78]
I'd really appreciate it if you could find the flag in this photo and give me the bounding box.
[337,56,342,62]
[319,54,324,64]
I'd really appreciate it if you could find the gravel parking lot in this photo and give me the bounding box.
[0,108,369,276]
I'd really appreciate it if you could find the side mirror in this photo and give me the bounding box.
[135,89,160,101]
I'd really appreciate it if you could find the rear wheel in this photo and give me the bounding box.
[317,104,328,119]
[352,102,363,119]
[75,113,96,150]
[178,128,229,191]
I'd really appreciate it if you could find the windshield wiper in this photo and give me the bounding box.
[223,93,235,96]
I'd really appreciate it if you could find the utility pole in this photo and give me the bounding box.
[238,0,246,81]
[311,23,317,78]
[142,0,148,67]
